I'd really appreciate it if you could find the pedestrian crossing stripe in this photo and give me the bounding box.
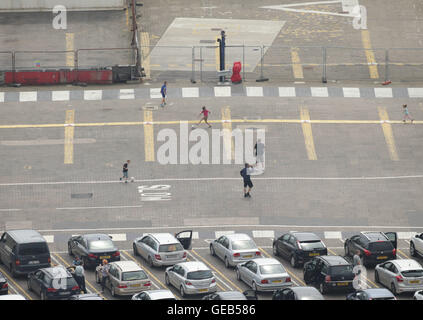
[52,91,70,101]
[150,88,162,99]
[311,87,329,97]
[119,89,135,100]
[343,87,361,98]
[182,87,199,98]
[246,86,264,97]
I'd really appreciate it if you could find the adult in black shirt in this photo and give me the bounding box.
[240,163,254,198]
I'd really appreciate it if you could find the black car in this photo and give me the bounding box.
[0,272,8,295]
[68,234,120,269]
[202,290,258,300]
[273,232,327,267]
[27,266,80,300]
[344,231,397,267]
[272,286,324,300]
[68,293,104,300]
[303,255,355,294]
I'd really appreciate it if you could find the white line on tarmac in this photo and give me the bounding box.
[56,205,143,210]
[0,209,21,212]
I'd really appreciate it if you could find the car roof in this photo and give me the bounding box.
[363,288,395,298]
[217,291,248,300]
[392,259,422,271]
[320,255,350,265]
[226,233,252,241]
[253,258,281,266]
[83,234,112,241]
[7,230,46,244]
[290,287,324,299]
[148,290,176,299]
[148,233,179,244]
[111,260,143,272]
[179,261,209,272]
[290,232,321,242]
[42,265,72,278]
[361,232,388,241]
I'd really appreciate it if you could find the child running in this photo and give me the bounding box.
[402,104,414,123]
[195,106,212,128]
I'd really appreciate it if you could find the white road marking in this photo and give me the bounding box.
[52,91,70,101]
[84,90,102,100]
[324,231,342,239]
[19,91,37,102]
[343,87,361,98]
[246,87,264,97]
[182,87,199,98]
[214,86,231,97]
[278,87,296,97]
[215,231,235,238]
[252,230,275,238]
[397,232,418,240]
[374,88,393,98]
[261,1,357,18]
[56,205,143,210]
[0,92,5,102]
[119,89,135,100]
[408,88,423,98]
[150,88,162,99]
[311,87,329,97]
[108,233,127,241]
[43,235,55,243]
[192,232,199,240]
[0,209,21,212]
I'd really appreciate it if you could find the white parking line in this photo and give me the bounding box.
[324,231,342,239]
[252,230,275,238]
[215,231,235,238]
[397,232,417,239]
[108,233,126,241]
[42,235,55,243]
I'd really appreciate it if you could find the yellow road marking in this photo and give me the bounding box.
[65,33,74,67]
[221,107,234,161]
[361,30,379,79]
[140,32,150,79]
[0,266,33,300]
[125,6,129,27]
[378,107,399,161]
[52,253,107,299]
[397,249,410,259]
[190,249,242,292]
[291,47,304,79]
[300,108,317,160]
[64,110,75,164]
[259,247,306,286]
[143,110,155,162]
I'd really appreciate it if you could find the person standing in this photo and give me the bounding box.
[160,81,167,108]
[240,163,254,198]
[353,250,362,267]
[100,259,110,294]
[196,106,212,128]
[403,104,414,123]
[120,160,131,183]
[254,139,265,168]
[74,261,87,294]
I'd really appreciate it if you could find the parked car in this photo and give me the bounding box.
[0,294,26,300]
[272,286,324,300]
[0,271,8,295]
[413,290,423,300]
[165,261,217,297]
[210,233,261,268]
[68,293,104,300]
[236,258,292,292]
[67,234,120,269]
[0,230,51,277]
[203,290,258,300]
[347,288,396,300]
[303,255,355,294]
[272,232,327,268]
[95,260,151,297]
[344,231,397,267]
[27,265,80,300]
[409,233,423,258]
[133,231,192,268]
[375,259,423,295]
[132,289,177,300]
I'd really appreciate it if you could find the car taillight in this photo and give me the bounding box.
[261,279,269,284]
[47,257,51,264]
[113,251,120,257]
[15,260,20,266]
[88,253,97,259]
[325,275,331,283]
[1,283,8,289]
[255,251,261,256]
[285,277,291,283]
[47,288,57,293]
[144,282,151,287]
[154,254,161,260]
[183,252,187,258]
[395,275,403,282]
[392,249,396,256]
[363,249,371,257]
[233,253,240,257]
[211,279,216,283]
[71,285,80,291]
[118,284,127,288]
[185,281,192,286]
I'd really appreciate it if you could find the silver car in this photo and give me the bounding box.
[165,261,217,297]
[133,231,192,267]
[375,259,423,295]
[236,258,292,292]
[132,289,177,300]
[210,233,261,268]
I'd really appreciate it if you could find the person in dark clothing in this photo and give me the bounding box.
[240,163,254,198]
[120,160,131,183]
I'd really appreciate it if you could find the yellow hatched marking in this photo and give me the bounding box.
[300,108,317,160]
[64,110,75,164]
[378,107,399,161]
[0,266,33,300]
[141,32,150,79]
[221,107,234,161]
[291,47,304,79]
[144,110,155,162]
[361,30,379,79]
[65,33,74,67]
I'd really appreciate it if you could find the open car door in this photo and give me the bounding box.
[384,232,398,249]
[175,230,193,250]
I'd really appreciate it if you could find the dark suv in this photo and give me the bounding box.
[273,232,327,268]
[303,255,355,294]
[0,230,51,277]
[344,232,397,267]
[0,272,7,295]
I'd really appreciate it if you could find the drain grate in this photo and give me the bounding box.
[71,193,93,199]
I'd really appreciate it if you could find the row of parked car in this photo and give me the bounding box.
[1,228,423,300]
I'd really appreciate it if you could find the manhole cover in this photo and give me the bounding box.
[71,193,93,199]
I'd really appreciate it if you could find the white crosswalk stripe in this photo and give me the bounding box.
[324,231,343,239]
[119,89,135,100]
[43,235,55,243]
[214,86,231,97]
[108,233,127,241]
[182,87,199,98]
[408,88,423,98]
[215,230,235,238]
[311,87,329,97]
[343,87,360,98]
[19,91,37,102]
[374,88,393,98]
[150,88,162,99]
[246,87,264,97]
[252,230,275,238]
[397,232,418,240]
[52,91,70,101]
[0,92,4,102]
[278,87,296,97]
[84,90,102,100]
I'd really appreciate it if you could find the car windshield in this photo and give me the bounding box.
[331,265,353,275]
[18,243,49,255]
[88,240,114,250]
[402,270,423,277]
[122,271,148,281]
[187,270,213,280]
[299,240,325,250]
[369,242,393,251]
[159,243,184,253]
[259,264,286,275]
[231,240,256,250]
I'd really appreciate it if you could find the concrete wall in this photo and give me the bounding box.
[0,0,126,12]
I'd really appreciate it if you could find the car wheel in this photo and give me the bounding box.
[165,273,170,285]
[374,270,380,283]
[133,244,138,256]
[40,291,46,301]
[391,282,397,295]
[236,269,241,281]
[290,255,297,268]
[180,286,186,297]
[410,243,417,257]
[210,245,215,256]
[252,282,257,292]
[27,279,32,291]
[272,245,278,256]
[95,271,100,284]
[68,243,73,256]
[319,283,326,295]
[224,257,230,268]
[148,256,154,268]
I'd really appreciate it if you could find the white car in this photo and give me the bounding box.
[375,259,423,295]
[413,290,423,300]
[132,289,177,300]
[410,233,423,258]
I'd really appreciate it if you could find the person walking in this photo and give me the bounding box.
[403,104,414,123]
[100,259,110,294]
[160,81,167,108]
[195,106,212,128]
[73,260,87,294]
[254,139,265,169]
[120,160,131,183]
[240,163,254,198]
